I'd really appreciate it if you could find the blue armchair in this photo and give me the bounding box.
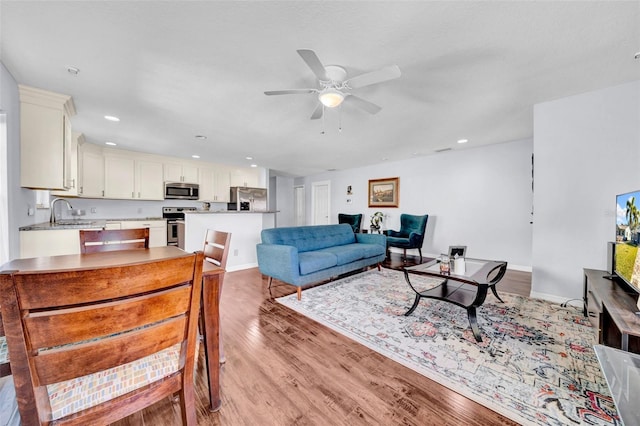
[385,214,429,262]
[338,213,363,233]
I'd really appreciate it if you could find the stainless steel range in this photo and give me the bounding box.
[163,206,197,246]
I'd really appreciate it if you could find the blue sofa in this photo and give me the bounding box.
[256,224,387,300]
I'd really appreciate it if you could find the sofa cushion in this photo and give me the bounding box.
[318,244,365,265]
[261,224,356,252]
[358,243,387,259]
[299,251,337,275]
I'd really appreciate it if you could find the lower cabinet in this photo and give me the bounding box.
[121,220,167,247]
[20,229,82,258]
[20,221,167,258]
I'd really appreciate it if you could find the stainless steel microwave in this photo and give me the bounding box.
[164,182,199,200]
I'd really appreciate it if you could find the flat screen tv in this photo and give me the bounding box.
[615,190,640,294]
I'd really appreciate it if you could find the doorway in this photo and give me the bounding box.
[311,181,330,225]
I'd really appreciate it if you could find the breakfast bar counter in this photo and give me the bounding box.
[183,211,276,271]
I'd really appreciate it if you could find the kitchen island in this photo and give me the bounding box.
[183,211,276,271]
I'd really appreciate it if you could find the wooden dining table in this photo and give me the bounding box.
[0,245,225,412]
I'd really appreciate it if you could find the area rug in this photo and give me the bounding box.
[276,269,619,426]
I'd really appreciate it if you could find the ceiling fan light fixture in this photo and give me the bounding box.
[319,88,344,108]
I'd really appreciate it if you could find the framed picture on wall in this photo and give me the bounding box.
[368,177,400,208]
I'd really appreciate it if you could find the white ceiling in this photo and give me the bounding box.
[1,1,639,177]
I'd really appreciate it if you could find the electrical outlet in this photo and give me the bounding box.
[91,207,97,213]
[27,207,34,216]
[234,249,239,256]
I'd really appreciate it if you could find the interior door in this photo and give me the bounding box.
[311,181,330,225]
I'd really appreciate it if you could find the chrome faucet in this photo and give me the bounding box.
[50,198,73,224]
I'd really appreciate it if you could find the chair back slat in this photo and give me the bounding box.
[25,285,191,349]
[33,316,186,385]
[79,228,150,254]
[13,256,196,309]
[203,230,231,269]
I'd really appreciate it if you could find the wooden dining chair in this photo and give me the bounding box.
[79,228,150,253]
[0,251,204,426]
[202,230,231,362]
[0,319,9,378]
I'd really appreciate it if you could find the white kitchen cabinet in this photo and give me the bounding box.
[135,159,164,200]
[52,131,81,197]
[229,167,260,188]
[78,142,105,198]
[164,161,198,184]
[104,154,164,200]
[198,164,231,202]
[20,229,81,258]
[19,85,76,190]
[121,220,167,247]
[104,154,135,199]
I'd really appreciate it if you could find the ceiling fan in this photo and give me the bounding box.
[265,49,401,120]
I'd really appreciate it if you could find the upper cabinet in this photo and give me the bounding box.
[229,167,261,188]
[199,164,231,202]
[51,131,81,197]
[104,151,164,200]
[19,85,76,190]
[78,141,105,198]
[163,161,198,184]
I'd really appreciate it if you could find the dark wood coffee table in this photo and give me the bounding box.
[403,258,508,342]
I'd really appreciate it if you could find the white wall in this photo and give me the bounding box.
[299,138,534,270]
[532,80,640,302]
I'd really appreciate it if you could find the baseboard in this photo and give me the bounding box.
[227,262,258,272]
[529,291,583,307]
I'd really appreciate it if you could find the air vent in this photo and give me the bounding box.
[434,148,452,153]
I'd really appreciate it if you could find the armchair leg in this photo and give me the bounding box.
[403,249,407,263]
[418,249,423,263]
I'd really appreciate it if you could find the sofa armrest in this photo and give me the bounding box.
[355,233,387,248]
[256,243,300,282]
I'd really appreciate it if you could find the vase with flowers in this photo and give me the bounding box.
[370,211,384,233]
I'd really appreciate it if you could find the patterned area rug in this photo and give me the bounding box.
[276,269,619,426]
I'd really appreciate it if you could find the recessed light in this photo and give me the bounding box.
[635,52,640,60]
[457,139,468,144]
[105,141,117,146]
[67,66,80,75]
[195,135,207,140]
[250,164,257,168]
[192,155,200,159]
[245,156,253,160]
[104,115,120,122]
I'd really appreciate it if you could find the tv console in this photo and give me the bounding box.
[583,268,640,354]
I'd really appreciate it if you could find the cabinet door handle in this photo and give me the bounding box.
[102,190,104,197]
[80,186,83,194]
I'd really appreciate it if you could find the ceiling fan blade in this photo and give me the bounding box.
[344,95,382,114]
[346,65,401,89]
[310,103,323,120]
[297,49,328,81]
[264,89,316,96]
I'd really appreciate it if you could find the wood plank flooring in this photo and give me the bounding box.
[112,254,531,425]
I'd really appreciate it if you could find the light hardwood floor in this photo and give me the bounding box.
[111,254,531,425]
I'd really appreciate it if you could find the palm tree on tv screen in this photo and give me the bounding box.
[625,196,639,243]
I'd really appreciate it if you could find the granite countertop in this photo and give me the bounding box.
[184,210,278,214]
[19,217,165,231]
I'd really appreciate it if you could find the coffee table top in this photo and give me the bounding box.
[404,257,507,286]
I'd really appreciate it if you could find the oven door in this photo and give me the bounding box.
[167,220,179,246]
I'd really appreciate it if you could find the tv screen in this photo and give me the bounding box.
[615,190,640,293]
